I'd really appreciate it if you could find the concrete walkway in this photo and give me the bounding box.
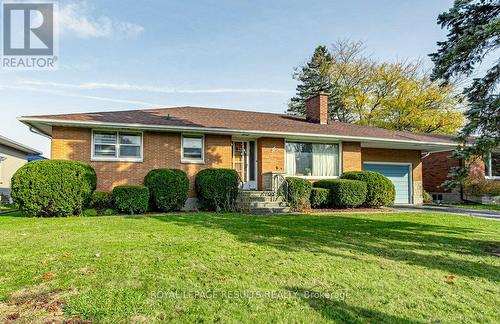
[395,205,500,221]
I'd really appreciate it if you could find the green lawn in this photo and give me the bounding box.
[444,203,500,212]
[0,212,499,323]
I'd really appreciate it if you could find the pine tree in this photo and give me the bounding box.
[430,0,499,189]
[287,46,334,116]
[430,0,499,157]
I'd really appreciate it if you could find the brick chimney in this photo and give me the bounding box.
[305,93,328,124]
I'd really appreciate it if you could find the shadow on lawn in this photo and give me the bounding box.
[148,213,500,282]
[0,210,26,217]
[285,286,420,323]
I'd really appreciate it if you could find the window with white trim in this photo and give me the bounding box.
[285,142,340,177]
[485,152,500,178]
[92,131,142,160]
[182,135,204,163]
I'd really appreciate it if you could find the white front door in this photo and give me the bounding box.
[232,140,257,190]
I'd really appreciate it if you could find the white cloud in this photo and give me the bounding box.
[57,1,144,39]
[20,80,290,94]
[1,84,161,107]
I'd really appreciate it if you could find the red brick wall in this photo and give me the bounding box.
[422,151,460,193]
[51,126,428,204]
[422,151,492,193]
[51,127,232,196]
[361,147,422,180]
[342,142,362,172]
[257,137,285,190]
[361,147,423,204]
[305,94,328,124]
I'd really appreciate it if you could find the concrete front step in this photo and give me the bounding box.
[237,196,285,202]
[237,197,274,202]
[237,199,287,205]
[238,191,282,198]
[250,207,291,215]
[237,190,289,214]
[238,191,276,197]
[238,201,288,208]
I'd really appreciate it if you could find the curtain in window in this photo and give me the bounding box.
[285,143,297,176]
[312,144,338,176]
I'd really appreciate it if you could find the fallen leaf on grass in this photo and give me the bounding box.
[445,274,456,285]
[41,273,56,280]
[63,252,71,258]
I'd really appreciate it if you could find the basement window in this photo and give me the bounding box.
[92,131,142,161]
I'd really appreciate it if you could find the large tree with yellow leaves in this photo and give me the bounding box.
[288,40,464,135]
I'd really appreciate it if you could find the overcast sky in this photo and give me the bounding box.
[0,0,455,156]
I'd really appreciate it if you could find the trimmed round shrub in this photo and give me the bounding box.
[341,171,395,207]
[195,169,239,211]
[11,160,96,217]
[144,169,189,212]
[83,208,98,217]
[112,185,149,214]
[285,177,312,211]
[314,179,367,208]
[102,208,117,216]
[310,187,329,209]
[89,191,114,210]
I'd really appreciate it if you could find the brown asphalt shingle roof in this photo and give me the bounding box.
[24,106,458,144]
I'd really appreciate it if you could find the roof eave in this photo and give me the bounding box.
[0,133,42,155]
[18,117,459,152]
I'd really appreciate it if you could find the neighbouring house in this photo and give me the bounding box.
[0,134,43,200]
[19,94,459,208]
[422,150,461,202]
[423,149,500,203]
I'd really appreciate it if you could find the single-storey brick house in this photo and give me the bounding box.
[19,94,458,207]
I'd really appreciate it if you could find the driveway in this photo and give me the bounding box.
[395,205,500,221]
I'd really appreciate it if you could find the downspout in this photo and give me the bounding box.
[421,152,431,202]
[29,126,51,139]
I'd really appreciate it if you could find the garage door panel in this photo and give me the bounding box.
[363,163,411,204]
